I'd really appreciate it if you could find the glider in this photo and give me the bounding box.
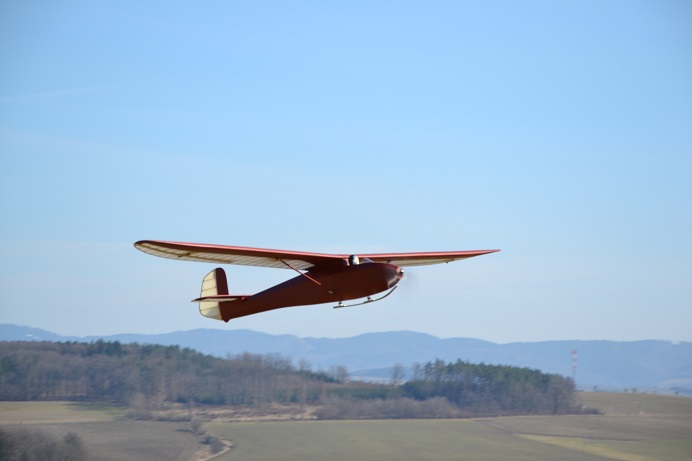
[134,240,499,322]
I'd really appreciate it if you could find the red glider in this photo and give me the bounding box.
[134,240,499,322]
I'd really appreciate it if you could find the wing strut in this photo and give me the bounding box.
[279,259,335,295]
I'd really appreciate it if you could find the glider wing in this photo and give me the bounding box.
[359,249,500,267]
[135,240,500,270]
[134,240,345,270]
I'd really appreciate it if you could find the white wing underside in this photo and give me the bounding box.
[135,241,316,270]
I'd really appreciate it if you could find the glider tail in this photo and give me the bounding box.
[192,267,250,322]
[192,268,249,321]
[197,268,228,320]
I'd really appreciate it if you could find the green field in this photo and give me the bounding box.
[207,393,692,461]
[1,393,690,460]
[477,392,692,461]
[209,419,614,461]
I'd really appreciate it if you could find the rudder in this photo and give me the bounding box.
[198,268,229,320]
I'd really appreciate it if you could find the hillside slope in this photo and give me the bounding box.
[1,324,690,391]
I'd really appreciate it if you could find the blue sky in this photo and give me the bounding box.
[1,1,690,342]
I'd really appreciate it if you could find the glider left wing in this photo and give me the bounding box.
[134,240,345,270]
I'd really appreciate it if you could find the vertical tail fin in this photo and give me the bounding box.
[198,268,229,320]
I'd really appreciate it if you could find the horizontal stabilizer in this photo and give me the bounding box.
[192,295,249,303]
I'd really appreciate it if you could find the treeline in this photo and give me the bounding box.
[318,360,580,419]
[0,340,337,407]
[403,359,578,416]
[0,341,581,418]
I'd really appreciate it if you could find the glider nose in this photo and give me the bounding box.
[386,266,404,288]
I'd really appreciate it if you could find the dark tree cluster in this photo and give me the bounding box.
[0,428,85,461]
[402,359,579,416]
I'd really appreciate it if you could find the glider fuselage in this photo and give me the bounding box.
[218,262,402,321]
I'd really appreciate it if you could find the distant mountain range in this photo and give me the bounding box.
[1,324,690,393]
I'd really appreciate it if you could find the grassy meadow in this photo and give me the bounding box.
[208,419,612,461]
[478,393,692,461]
[207,393,692,461]
[1,393,690,460]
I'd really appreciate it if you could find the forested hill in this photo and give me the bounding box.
[2,324,690,391]
[0,341,581,419]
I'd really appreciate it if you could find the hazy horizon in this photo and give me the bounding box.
[3,322,688,346]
